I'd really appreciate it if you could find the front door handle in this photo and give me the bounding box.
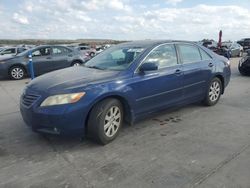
[46,57,52,59]
[208,62,214,67]
[175,69,182,75]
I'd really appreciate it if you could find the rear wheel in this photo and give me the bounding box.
[204,77,222,106]
[71,61,81,66]
[87,98,123,145]
[9,66,25,80]
[89,52,95,57]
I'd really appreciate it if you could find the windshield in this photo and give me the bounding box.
[84,45,145,71]
[17,49,30,56]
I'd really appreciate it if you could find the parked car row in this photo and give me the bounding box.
[0,47,28,56]
[221,42,243,57]
[0,45,86,80]
[237,38,250,51]
[238,50,250,75]
[200,40,244,58]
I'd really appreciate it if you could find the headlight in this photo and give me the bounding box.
[40,92,85,107]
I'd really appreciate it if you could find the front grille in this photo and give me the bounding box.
[22,93,41,107]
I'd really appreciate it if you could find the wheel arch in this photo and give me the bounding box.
[8,64,28,75]
[85,94,133,132]
[71,59,84,66]
[214,74,225,94]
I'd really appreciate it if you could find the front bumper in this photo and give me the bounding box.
[20,90,90,136]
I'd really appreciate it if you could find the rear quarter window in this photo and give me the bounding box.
[199,48,212,61]
[178,44,201,64]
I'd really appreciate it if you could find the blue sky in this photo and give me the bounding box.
[0,0,249,41]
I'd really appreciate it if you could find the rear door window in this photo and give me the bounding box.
[178,44,201,64]
[52,47,63,55]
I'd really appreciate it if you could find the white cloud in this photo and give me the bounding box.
[81,0,131,12]
[12,13,29,25]
[1,1,250,41]
[166,0,183,6]
[112,4,250,40]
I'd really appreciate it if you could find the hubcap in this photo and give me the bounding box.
[209,81,221,102]
[104,106,121,138]
[11,68,24,79]
[73,63,80,66]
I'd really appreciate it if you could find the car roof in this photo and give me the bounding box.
[116,40,197,48]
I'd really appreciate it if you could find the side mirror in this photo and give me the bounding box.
[139,62,158,73]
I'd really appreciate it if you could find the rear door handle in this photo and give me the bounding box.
[175,69,182,75]
[46,57,52,59]
[208,63,214,67]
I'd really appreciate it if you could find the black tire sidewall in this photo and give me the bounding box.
[88,99,123,145]
[238,64,247,76]
[205,78,222,106]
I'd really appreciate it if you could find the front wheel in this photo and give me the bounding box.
[87,98,123,145]
[203,77,222,106]
[9,66,25,80]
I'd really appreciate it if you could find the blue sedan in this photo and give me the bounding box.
[20,40,231,144]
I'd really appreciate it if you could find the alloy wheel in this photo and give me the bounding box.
[104,106,121,138]
[11,67,24,79]
[209,81,221,102]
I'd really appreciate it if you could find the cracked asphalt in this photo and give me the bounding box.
[0,58,250,188]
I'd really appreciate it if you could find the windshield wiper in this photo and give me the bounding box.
[85,65,106,70]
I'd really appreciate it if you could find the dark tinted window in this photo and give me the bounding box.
[62,47,72,53]
[178,44,201,64]
[199,48,212,60]
[79,46,90,50]
[17,48,26,53]
[144,44,177,69]
[1,48,16,54]
[32,47,50,57]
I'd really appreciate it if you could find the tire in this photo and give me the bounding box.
[87,98,123,145]
[9,66,25,80]
[203,77,222,106]
[89,52,95,57]
[238,65,247,76]
[71,61,81,67]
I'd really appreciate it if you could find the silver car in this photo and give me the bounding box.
[0,47,27,56]
[222,42,243,57]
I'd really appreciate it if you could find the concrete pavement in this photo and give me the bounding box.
[0,58,250,188]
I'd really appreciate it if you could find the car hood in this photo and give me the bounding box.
[27,67,122,93]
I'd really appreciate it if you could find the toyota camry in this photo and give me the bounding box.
[20,40,231,144]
